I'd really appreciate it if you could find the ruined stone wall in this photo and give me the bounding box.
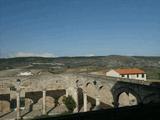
[0,94,10,112]
[0,73,160,113]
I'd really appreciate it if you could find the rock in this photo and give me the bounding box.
[58,96,65,105]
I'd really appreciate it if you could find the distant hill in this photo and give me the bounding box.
[0,55,160,79]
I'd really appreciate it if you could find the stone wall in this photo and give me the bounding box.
[0,73,160,114]
[0,94,10,112]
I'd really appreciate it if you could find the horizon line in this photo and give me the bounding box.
[0,54,160,59]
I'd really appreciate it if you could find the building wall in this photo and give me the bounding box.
[106,70,121,78]
[121,74,146,80]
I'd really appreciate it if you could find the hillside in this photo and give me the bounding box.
[0,55,160,79]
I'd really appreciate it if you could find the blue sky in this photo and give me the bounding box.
[0,0,160,57]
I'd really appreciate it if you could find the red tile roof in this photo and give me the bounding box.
[115,68,145,75]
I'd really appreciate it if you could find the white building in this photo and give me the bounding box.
[18,72,33,76]
[106,68,146,80]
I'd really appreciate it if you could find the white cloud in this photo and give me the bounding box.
[84,54,95,57]
[10,52,57,58]
[67,54,96,57]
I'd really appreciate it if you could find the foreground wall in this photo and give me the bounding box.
[0,73,160,113]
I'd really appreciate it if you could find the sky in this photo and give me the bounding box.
[0,0,160,58]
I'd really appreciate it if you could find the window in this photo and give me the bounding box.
[142,74,144,78]
[121,74,125,77]
[137,74,139,78]
[127,74,129,78]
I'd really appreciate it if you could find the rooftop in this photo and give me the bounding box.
[115,68,145,75]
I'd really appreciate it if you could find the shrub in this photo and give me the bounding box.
[62,95,76,112]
